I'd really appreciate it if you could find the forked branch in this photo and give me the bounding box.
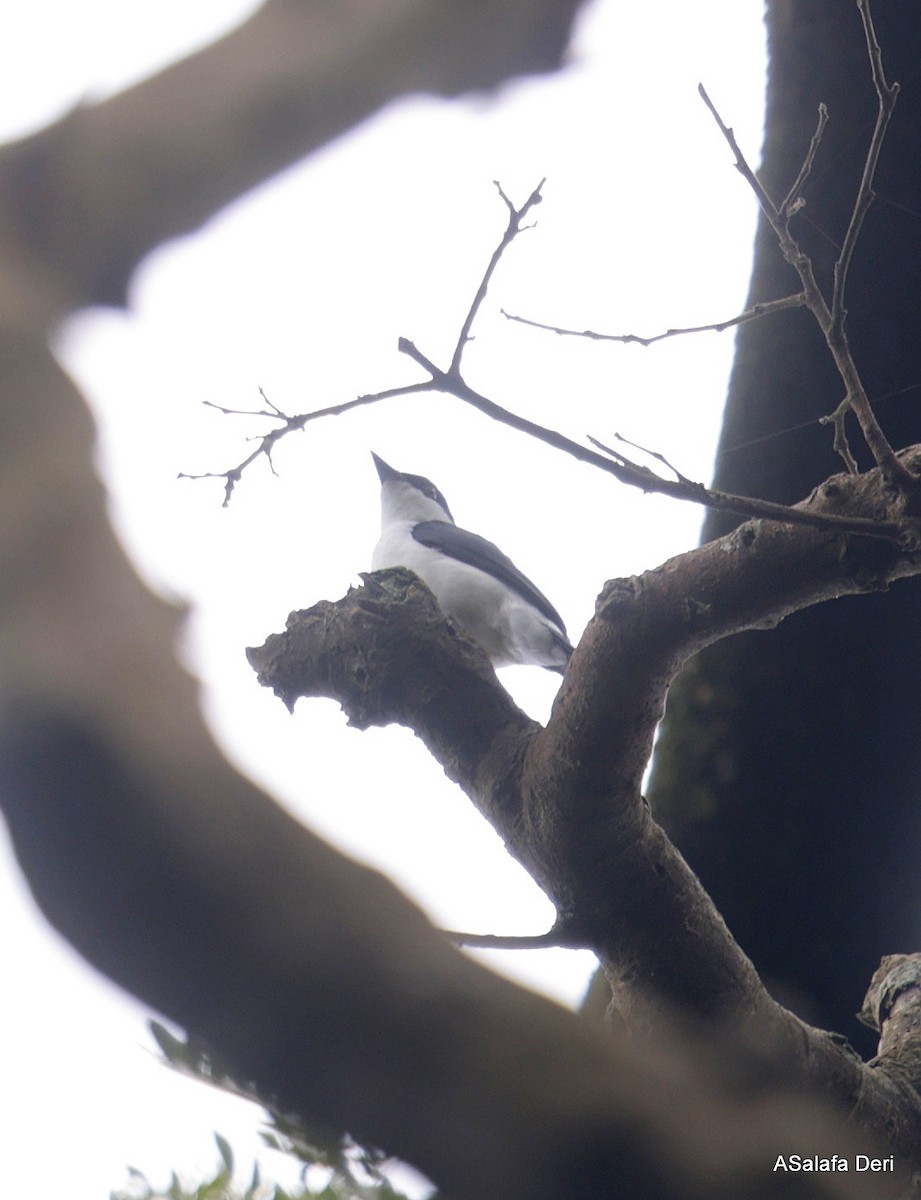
[450,179,544,372]
[186,175,910,545]
[185,2,918,542]
[699,1,916,496]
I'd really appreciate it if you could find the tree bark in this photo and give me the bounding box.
[1,2,920,1196]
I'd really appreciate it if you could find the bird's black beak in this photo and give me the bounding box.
[371,452,399,483]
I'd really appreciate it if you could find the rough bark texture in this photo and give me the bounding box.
[649,1,921,1051]
[247,439,921,1167]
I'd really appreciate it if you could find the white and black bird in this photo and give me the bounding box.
[370,452,573,673]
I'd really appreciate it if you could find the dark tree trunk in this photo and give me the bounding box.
[649,2,921,1051]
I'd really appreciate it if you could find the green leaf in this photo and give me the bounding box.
[149,1020,191,1068]
[215,1133,234,1175]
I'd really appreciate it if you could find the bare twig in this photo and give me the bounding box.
[700,17,917,497]
[442,928,582,950]
[833,1,900,327]
[179,380,431,505]
[820,401,860,476]
[590,434,694,486]
[502,293,808,346]
[183,184,545,501]
[780,102,829,214]
[449,179,544,373]
[698,84,783,223]
[823,0,913,492]
[700,83,858,471]
[202,399,286,421]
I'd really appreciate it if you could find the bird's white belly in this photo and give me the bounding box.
[372,523,564,668]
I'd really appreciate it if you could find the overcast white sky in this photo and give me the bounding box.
[0,2,767,1196]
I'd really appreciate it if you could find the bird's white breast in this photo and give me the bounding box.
[372,521,567,668]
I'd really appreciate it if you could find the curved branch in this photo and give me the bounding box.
[502,292,809,347]
[249,453,921,1163]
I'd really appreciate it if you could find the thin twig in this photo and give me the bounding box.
[590,433,694,486]
[442,929,582,950]
[701,48,918,496]
[258,385,288,417]
[502,293,807,347]
[820,402,859,475]
[449,179,544,373]
[202,399,288,420]
[700,83,856,467]
[699,82,830,326]
[834,0,900,327]
[781,103,829,214]
[819,0,916,493]
[698,84,780,220]
[179,379,431,505]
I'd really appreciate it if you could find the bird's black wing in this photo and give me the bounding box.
[412,520,569,637]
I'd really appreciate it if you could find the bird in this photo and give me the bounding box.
[370,452,573,673]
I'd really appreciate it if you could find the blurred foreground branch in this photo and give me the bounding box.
[1,1,920,1197]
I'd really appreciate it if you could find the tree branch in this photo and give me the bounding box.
[187,159,914,540]
[251,457,921,1019]
[449,178,544,372]
[248,454,921,1164]
[179,380,432,505]
[1,1,918,1191]
[0,0,583,317]
[832,0,899,328]
[780,102,829,214]
[700,47,917,496]
[443,928,574,950]
[861,955,921,1086]
[396,335,910,542]
[501,292,809,347]
[192,282,882,533]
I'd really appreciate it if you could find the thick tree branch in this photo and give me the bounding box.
[861,955,921,1091]
[250,456,921,1012]
[7,296,888,1200]
[0,1,918,1191]
[0,396,908,1194]
[249,454,921,1162]
[0,0,582,317]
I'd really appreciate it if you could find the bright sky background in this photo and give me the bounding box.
[0,2,767,1196]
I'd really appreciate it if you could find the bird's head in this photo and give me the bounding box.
[372,452,455,524]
